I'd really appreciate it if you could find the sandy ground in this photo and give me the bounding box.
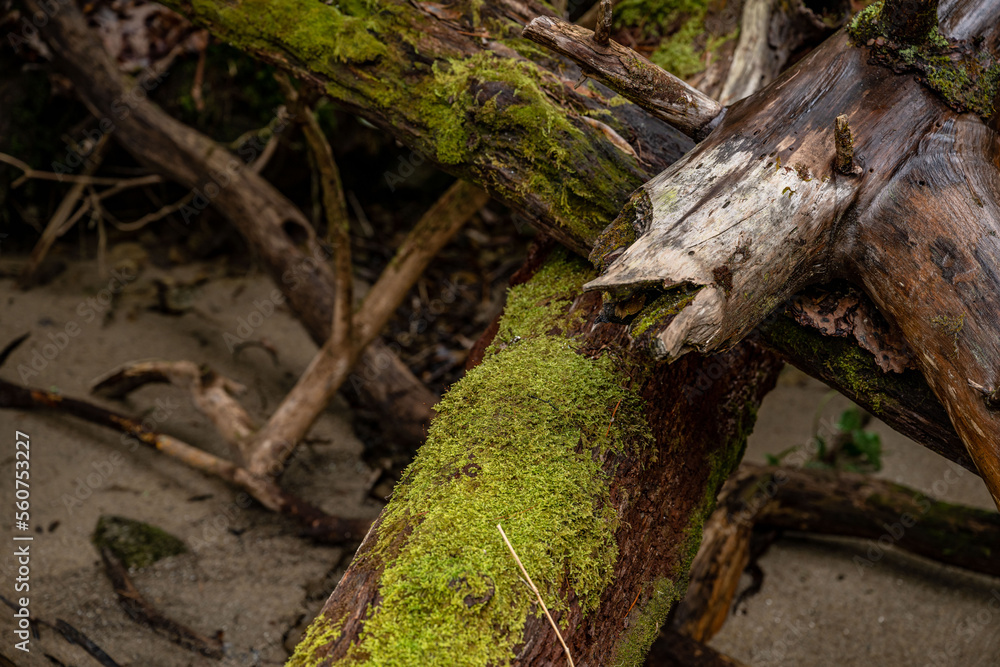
[0,254,377,666]
[0,253,997,666]
[712,371,1000,666]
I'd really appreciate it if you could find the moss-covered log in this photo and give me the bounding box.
[156,0,977,471]
[129,0,998,661]
[288,248,782,665]
[162,0,693,254]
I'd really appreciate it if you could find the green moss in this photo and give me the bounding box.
[615,0,705,39]
[847,2,883,43]
[425,52,580,165]
[286,614,346,667]
[490,250,593,350]
[161,0,644,245]
[615,0,734,80]
[590,189,651,272]
[649,15,708,79]
[345,334,653,666]
[761,316,893,412]
[92,516,187,569]
[629,288,698,337]
[847,0,1000,118]
[333,254,654,666]
[611,578,683,667]
[187,0,388,66]
[413,51,638,241]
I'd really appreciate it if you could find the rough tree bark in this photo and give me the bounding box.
[577,0,1000,505]
[119,0,999,663]
[286,246,782,666]
[157,0,978,469]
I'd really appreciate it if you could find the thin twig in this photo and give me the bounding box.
[191,42,207,112]
[0,376,368,542]
[93,360,257,463]
[94,174,163,200]
[497,523,575,667]
[275,72,353,349]
[0,150,151,187]
[246,179,488,476]
[19,136,109,285]
[100,547,224,658]
[108,190,197,232]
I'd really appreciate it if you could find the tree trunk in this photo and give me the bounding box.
[134,0,999,663]
[159,0,978,471]
[287,246,782,665]
[583,0,1000,504]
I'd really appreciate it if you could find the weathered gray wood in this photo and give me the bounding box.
[585,1,1000,506]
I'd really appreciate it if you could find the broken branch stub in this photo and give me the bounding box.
[585,8,1000,508]
[522,16,722,139]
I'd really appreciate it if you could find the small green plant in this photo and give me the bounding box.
[767,397,883,472]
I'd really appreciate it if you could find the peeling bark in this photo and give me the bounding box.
[586,1,1000,505]
[155,0,978,470]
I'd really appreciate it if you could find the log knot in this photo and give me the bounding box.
[968,380,1000,412]
[834,115,862,175]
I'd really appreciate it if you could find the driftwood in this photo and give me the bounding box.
[0,372,370,542]
[284,245,783,665]
[29,0,438,451]
[19,0,1000,664]
[671,462,1000,644]
[531,0,1000,507]
[99,547,225,659]
[114,0,1000,663]
[152,0,987,479]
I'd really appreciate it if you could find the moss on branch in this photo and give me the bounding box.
[848,0,1000,118]
[164,0,653,249]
